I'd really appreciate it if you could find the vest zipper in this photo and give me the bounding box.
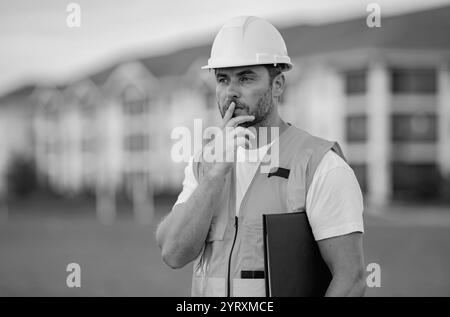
[227,216,239,297]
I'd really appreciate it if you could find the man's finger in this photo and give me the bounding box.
[232,126,256,139]
[226,115,255,127]
[235,137,249,148]
[222,102,235,124]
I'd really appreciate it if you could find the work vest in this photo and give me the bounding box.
[190,125,346,297]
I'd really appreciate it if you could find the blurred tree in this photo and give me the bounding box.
[6,154,37,198]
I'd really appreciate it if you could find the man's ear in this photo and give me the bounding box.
[272,73,285,98]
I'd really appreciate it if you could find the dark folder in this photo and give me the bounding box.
[263,212,332,297]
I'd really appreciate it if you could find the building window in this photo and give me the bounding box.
[346,115,367,142]
[345,69,367,95]
[81,104,96,119]
[391,68,436,94]
[81,138,97,153]
[392,114,437,142]
[392,163,440,200]
[47,139,60,154]
[124,99,148,115]
[122,86,148,115]
[124,133,149,152]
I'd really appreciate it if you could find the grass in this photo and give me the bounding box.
[1,195,450,296]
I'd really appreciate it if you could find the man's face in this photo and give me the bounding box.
[215,65,273,127]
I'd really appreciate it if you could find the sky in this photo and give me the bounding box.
[0,0,449,95]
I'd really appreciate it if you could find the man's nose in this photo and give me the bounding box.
[226,79,241,99]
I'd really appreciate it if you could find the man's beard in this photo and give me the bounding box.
[218,88,274,128]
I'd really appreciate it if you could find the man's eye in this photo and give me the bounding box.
[240,76,252,82]
[217,77,228,84]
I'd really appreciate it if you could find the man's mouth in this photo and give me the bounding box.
[229,101,244,110]
[228,102,240,108]
[222,101,247,117]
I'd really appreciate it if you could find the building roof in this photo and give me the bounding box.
[0,84,36,103]
[90,67,117,86]
[74,5,450,87]
[126,5,450,79]
[139,45,212,78]
[281,5,450,56]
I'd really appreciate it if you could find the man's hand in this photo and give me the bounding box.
[202,102,256,177]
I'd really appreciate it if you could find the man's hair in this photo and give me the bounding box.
[263,64,286,103]
[264,64,285,85]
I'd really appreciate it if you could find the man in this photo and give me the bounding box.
[156,16,366,297]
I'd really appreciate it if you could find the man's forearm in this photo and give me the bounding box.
[156,169,228,269]
[325,272,366,297]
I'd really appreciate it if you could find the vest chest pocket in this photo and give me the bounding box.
[206,216,227,242]
[193,216,228,280]
[241,218,265,270]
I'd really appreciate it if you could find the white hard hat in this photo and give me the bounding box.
[202,16,293,71]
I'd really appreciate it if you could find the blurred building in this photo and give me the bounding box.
[277,6,450,205]
[0,85,35,198]
[0,5,449,207]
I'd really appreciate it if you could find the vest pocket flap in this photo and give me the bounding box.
[243,218,264,240]
[267,167,290,179]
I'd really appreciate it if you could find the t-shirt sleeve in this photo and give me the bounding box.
[306,151,364,241]
[173,156,199,206]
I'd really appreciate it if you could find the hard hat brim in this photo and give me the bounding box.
[201,62,293,71]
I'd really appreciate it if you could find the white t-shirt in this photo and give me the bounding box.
[235,141,274,215]
[174,145,364,241]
